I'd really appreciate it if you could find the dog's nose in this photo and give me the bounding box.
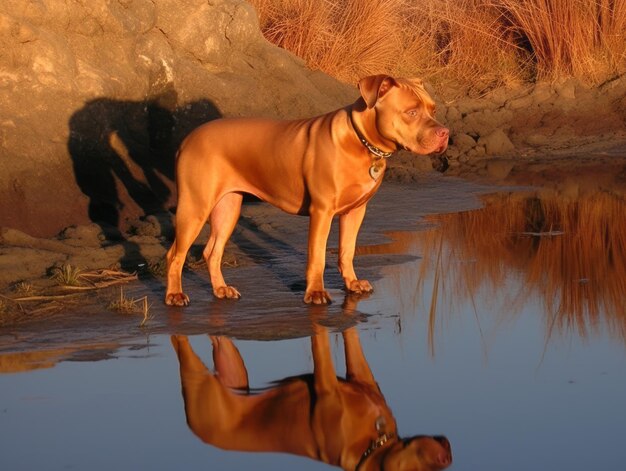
[436,127,449,139]
[437,451,452,467]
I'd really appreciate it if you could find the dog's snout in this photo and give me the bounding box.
[433,435,450,450]
[433,435,452,467]
[436,127,449,139]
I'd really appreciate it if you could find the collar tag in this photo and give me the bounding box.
[369,159,385,181]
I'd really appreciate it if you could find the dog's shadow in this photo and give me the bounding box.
[225,209,350,294]
[67,88,221,270]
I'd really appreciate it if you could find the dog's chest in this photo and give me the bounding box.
[336,165,385,214]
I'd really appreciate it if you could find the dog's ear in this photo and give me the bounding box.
[358,75,398,108]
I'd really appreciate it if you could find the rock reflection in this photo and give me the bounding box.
[361,190,626,344]
[0,343,122,373]
[172,325,452,471]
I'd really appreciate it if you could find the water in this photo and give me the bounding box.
[2,177,626,470]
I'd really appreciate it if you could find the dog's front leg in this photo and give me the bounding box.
[311,325,344,463]
[304,209,333,304]
[339,204,373,295]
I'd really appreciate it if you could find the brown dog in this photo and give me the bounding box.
[171,326,452,470]
[165,75,448,305]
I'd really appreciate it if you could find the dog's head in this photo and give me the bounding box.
[372,435,453,471]
[358,75,449,155]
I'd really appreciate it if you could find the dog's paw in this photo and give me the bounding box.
[165,292,190,306]
[214,285,241,299]
[304,290,332,305]
[346,279,373,294]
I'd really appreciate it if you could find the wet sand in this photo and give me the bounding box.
[0,174,493,364]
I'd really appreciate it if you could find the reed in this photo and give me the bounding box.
[51,264,85,287]
[498,0,626,83]
[249,0,626,91]
[108,287,153,327]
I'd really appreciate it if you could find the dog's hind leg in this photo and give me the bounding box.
[203,192,243,299]
[165,191,213,306]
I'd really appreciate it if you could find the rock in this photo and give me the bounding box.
[484,87,508,106]
[0,0,356,238]
[461,108,514,135]
[506,90,533,110]
[444,147,460,161]
[130,214,173,238]
[471,145,487,158]
[486,159,515,180]
[555,78,577,100]
[525,133,550,147]
[452,133,476,153]
[478,129,515,156]
[456,97,489,114]
[531,82,554,104]
[59,224,105,247]
[446,106,461,123]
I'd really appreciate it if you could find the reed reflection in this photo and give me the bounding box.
[171,326,452,471]
[361,191,626,344]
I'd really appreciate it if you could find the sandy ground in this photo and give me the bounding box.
[0,175,493,365]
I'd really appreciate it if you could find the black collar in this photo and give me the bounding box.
[354,431,396,471]
[349,111,395,159]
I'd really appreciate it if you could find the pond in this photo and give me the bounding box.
[1,173,625,471]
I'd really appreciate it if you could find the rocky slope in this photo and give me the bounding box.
[0,0,355,237]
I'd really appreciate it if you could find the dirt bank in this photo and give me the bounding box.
[0,0,356,237]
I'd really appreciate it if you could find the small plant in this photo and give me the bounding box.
[108,288,154,327]
[12,281,33,296]
[139,297,154,328]
[51,264,84,286]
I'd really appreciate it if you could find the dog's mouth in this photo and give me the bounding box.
[433,141,448,154]
[402,140,448,155]
[402,128,449,155]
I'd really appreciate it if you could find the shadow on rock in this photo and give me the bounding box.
[67,90,221,268]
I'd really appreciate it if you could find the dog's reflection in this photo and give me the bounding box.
[171,326,452,470]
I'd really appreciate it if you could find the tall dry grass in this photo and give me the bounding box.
[249,0,626,92]
[251,0,405,82]
[498,0,626,83]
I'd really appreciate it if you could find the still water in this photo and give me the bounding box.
[1,179,626,470]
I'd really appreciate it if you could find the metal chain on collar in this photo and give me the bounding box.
[349,111,394,159]
[354,416,396,470]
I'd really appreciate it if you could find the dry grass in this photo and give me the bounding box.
[253,0,405,83]
[51,264,85,287]
[249,0,626,92]
[498,0,626,83]
[12,281,33,296]
[108,287,153,327]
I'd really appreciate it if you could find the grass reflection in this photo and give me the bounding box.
[435,192,625,338]
[360,191,626,345]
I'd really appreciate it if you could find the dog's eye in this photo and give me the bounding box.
[406,109,419,118]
